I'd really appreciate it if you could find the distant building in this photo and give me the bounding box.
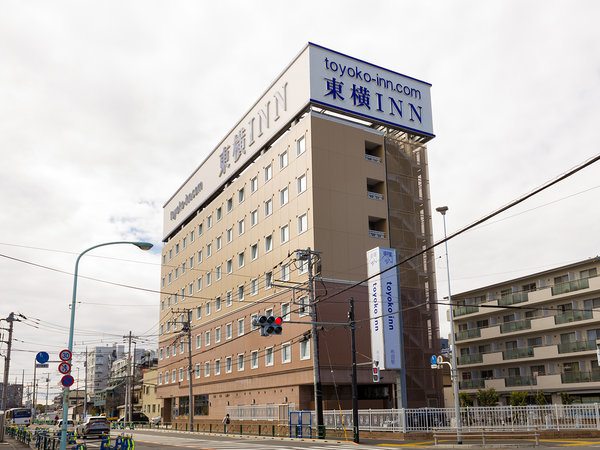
[141,368,161,420]
[86,345,124,408]
[0,382,22,409]
[452,257,600,405]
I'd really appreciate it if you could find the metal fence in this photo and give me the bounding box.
[227,403,295,422]
[323,404,600,433]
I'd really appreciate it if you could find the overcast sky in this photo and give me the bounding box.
[1,1,599,403]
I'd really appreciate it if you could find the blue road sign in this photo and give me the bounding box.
[430,355,437,365]
[36,351,50,364]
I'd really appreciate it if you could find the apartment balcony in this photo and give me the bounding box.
[365,154,382,163]
[455,328,481,341]
[458,354,483,365]
[500,319,531,333]
[454,306,479,317]
[459,379,485,390]
[561,370,600,384]
[558,340,597,354]
[505,375,537,387]
[367,191,384,200]
[554,310,593,325]
[368,230,386,239]
[498,292,529,306]
[502,347,534,360]
[551,278,589,295]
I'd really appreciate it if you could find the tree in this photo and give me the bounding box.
[459,392,473,407]
[476,388,499,406]
[560,391,573,405]
[534,391,548,405]
[509,391,529,406]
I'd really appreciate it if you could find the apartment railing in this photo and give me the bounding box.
[454,306,479,317]
[369,230,386,239]
[367,191,384,200]
[503,347,534,360]
[456,328,482,341]
[458,354,484,365]
[500,319,531,333]
[459,379,485,389]
[365,154,382,163]
[551,278,590,295]
[498,293,529,306]
[558,340,597,354]
[554,310,593,325]
[505,375,537,387]
[561,371,600,384]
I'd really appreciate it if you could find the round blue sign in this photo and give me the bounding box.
[61,375,75,387]
[36,351,50,364]
[430,355,437,365]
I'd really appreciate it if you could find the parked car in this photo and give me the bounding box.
[49,419,75,437]
[150,416,161,425]
[76,415,110,438]
[117,412,149,423]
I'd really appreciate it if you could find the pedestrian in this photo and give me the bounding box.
[222,413,230,433]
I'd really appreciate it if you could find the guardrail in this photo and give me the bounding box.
[433,427,540,446]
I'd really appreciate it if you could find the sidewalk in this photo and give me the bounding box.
[0,437,30,449]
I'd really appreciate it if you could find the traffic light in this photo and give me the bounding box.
[372,366,380,383]
[253,315,268,336]
[265,316,283,335]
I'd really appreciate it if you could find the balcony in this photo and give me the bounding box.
[365,154,382,163]
[505,376,537,387]
[551,278,589,295]
[454,305,479,317]
[498,292,529,306]
[459,379,485,390]
[502,347,534,360]
[456,328,481,341]
[561,371,600,383]
[500,319,531,333]
[369,230,386,239]
[367,191,384,201]
[554,309,593,325]
[458,354,483,365]
[558,340,597,354]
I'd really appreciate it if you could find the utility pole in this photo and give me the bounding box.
[124,331,137,423]
[349,297,359,443]
[173,309,194,431]
[0,312,19,442]
[297,248,324,439]
[83,347,88,421]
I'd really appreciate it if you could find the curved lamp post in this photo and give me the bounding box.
[59,241,153,450]
[436,206,462,444]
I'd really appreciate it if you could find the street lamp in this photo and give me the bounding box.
[436,206,462,444]
[59,241,153,450]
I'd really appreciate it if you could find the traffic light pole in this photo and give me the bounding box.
[173,309,194,431]
[349,298,359,444]
[0,313,17,443]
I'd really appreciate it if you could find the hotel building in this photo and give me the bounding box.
[157,43,443,422]
[453,257,600,405]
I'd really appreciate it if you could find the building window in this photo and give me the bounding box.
[198,249,203,263]
[182,237,187,249]
[179,368,184,381]
[175,268,179,279]
[251,209,258,227]
[195,364,201,379]
[175,243,180,254]
[216,296,222,311]
[216,265,222,281]
[189,255,194,269]
[164,372,169,384]
[188,283,193,296]
[265,234,273,253]
[238,285,245,302]
[299,295,309,316]
[281,264,290,281]
[282,303,290,321]
[251,278,258,295]
[280,187,288,206]
[265,271,273,289]
[161,301,165,312]
[162,278,165,289]
[298,258,307,275]
[226,356,232,373]
[207,215,213,229]
[197,277,202,291]
[238,219,245,235]
[226,228,233,243]
[298,213,308,234]
[196,334,201,349]
[238,187,245,203]
[198,223,203,236]
[581,268,598,279]
[282,343,291,363]
[204,362,210,377]
[300,339,310,360]
[172,369,176,381]
[182,262,187,274]
[216,235,222,251]
[280,150,288,169]
[280,224,289,243]
[251,350,258,369]
[227,197,233,212]
[226,322,232,340]
[158,373,163,385]
[250,176,258,193]
[238,251,245,268]
[168,273,172,284]
[206,243,212,257]
[226,290,232,306]
[237,354,245,371]
[297,173,307,194]
[205,331,211,346]
[264,164,272,182]
[297,135,306,155]
[216,207,222,221]
[215,326,221,343]
[206,301,211,315]
[206,271,212,286]
[227,259,233,274]
[265,347,274,366]
[238,318,245,336]
[215,359,221,375]
[159,348,164,359]
[162,254,166,266]
[251,243,258,260]
[264,198,273,217]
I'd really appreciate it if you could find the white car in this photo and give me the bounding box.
[50,419,75,437]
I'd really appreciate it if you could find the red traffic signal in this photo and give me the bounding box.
[372,367,380,383]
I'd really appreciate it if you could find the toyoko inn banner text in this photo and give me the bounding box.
[367,247,403,370]
[163,44,433,239]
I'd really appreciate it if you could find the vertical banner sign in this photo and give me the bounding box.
[367,247,402,370]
